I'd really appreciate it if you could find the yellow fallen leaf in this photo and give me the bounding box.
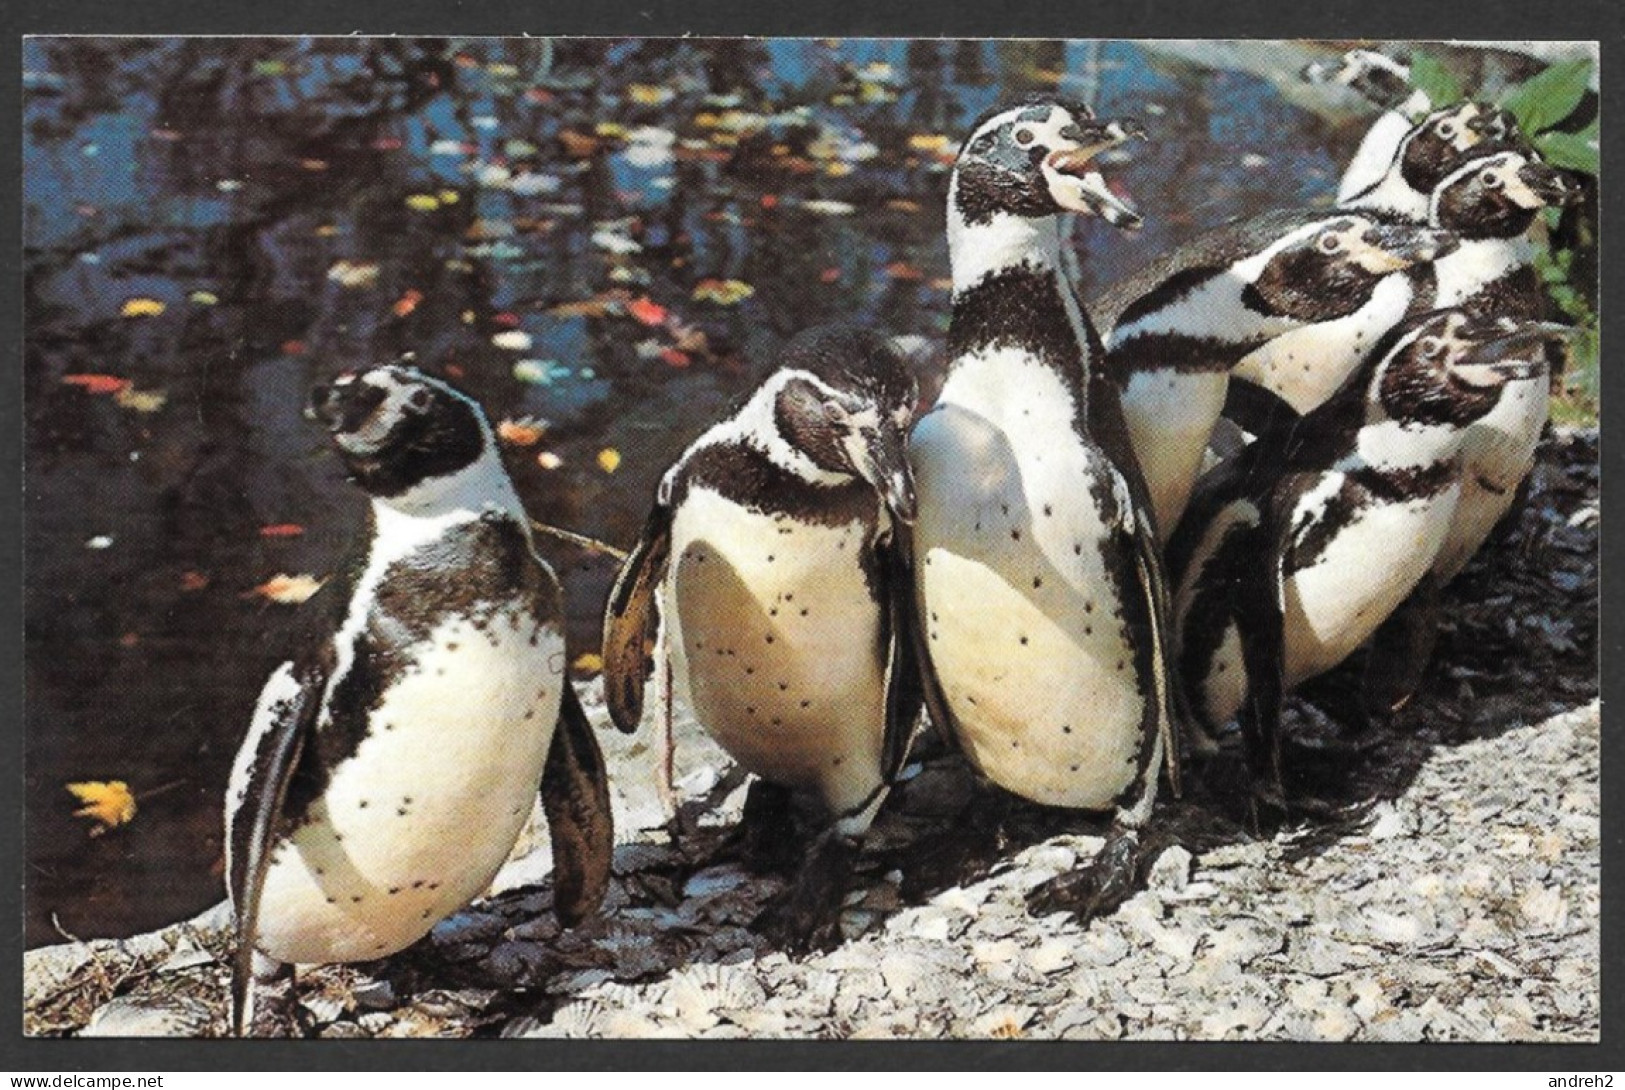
[437,189,461,205]
[595,122,629,139]
[120,298,166,318]
[67,780,137,836]
[536,451,564,470]
[572,652,604,673]
[251,573,325,604]
[626,83,673,106]
[188,290,219,306]
[691,278,755,305]
[405,193,441,212]
[114,387,167,413]
[908,133,952,153]
[597,448,622,473]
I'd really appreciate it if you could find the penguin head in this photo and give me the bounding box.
[952,97,1147,229]
[308,365,490,498]
[768,326,920,524]
[1242,214,1459,323]
[1372,310,1569,427]
[1301,49,1412,108]
[1398,101,1522,197]
[1430,149,1581,238]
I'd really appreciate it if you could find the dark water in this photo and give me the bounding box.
[23,37,1366,946]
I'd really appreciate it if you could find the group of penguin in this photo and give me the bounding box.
[224,51,1579,1035]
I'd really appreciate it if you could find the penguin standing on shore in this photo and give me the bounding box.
[1168,311,1568,802]
[1092,210,1458,538]
[1359,148,1579,711]
[602,326,921,951]
[226,365,612,1035]
[908,96,1178,923]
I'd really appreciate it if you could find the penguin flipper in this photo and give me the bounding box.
[601,501,674,733]
[226,658,324,1037]
[880,534,927,782]
[1236,527,1290,809]
[1125,485,1185,798]
[542,680,615,927]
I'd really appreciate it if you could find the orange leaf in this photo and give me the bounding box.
[884,261,924,281]
[62,374,131,395]
[249,573,324,604]
[392,289,424,317]
[259,523,305,538]
[626,297,668,327]
[179,571,210,592]
[497,418,547,446]
[66,780,137,836]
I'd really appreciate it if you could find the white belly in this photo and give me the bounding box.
[257,612,564,964]
[664,488,887,816]
[1283,489,1458,684]
[1434,376,1547,581]
[910,399,1147,810]
[1121,368,1230,538]
[1232,275,1415,413]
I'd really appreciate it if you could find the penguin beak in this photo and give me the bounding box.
[849,424,917,526]
[1457,322,1573,384]
[1517,162,1582,209]
[1043,116,1147,230]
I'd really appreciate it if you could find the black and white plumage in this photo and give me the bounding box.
[225,365,612,1035]
[907,96,1176,923]
[1092,209,1457,538]
[602,325,921,951]
[1227,101,1523,419]
[1168,310,1566,797]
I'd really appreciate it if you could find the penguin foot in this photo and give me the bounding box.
[241,969,310,1038]
[751,831,860,955]
[1024,827,1145,925]
[728,780,803,876]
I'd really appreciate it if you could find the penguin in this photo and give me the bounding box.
[1167,310,1567,800]
[1301,48,1431,205]
[1358,149,1579,711]
[600,325,921,951]
[225,365,613,1035]
[1091,209,1458,538]
[1225,100,1524,423]
[907,96,1178,923]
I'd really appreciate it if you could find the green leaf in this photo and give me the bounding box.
[1534,119,1600,176]
[1408,53,1464,108]
[1499,59,1593,134]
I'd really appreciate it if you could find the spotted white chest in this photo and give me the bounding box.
[1432,236,1532,309]
[662,485,888,816]
[252,609,564,965]
[1120,368,1231,538]
[911,352,1148,810]
[1232,275,1416,412]
[1281,478,1460,684]
[1434,375,1548,580]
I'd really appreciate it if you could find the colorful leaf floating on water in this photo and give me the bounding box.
[326,260,380,288]
[626,297,668,326]
[120,298,167,318]
[497,417,548,446]
[392,289,424,317]
[597,448,623,473]
[691,279,755,305]
[66,780,137,836]
[405,193,442,212]
[492,330,535,351]
[114,387,167,413]
[250,573,325,604]
[62,374,131,395]
[259,523,305,538]
[536,451,564,470]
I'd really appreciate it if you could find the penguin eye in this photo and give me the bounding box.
[1014,127,1035,146]
[406,387,433,412]
[1436,118,1459,140]
[1419,336,1447,360]
[1317,233,1343,254]
[1480,169,1504,189]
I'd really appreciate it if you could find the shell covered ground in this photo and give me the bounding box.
[24,430,1599,1042]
